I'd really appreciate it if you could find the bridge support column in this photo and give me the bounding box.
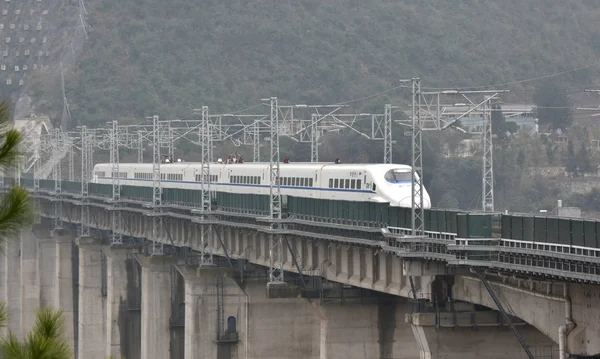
[135,255,181,359]
[338,245,350,280]
[53,230,77,352]
[318,296,418,359]
[20,230,40,337]
[38,230,56,308]
[77,237,106,359]
[348,246,362,286]
[4,238,20,336]
[408,311,558,359]
[362,248,374,287]
[103,245,141,359]
[374,251,390,292]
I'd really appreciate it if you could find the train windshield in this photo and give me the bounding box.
[384,169,412,183]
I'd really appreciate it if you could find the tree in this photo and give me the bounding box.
[0,306,72,359]
[566,140,577,175]
[533,81,573,131]
[0,101,32,250]
[576,142,593,174]
[491,103,508,139]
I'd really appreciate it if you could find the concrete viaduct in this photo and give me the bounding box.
[1,185,599,359]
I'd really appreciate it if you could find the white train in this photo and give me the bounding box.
[92,162,432,208]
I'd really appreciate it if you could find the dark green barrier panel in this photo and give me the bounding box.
[592,222,600,248]
[20,178,34,189]
[429,209,439,232]
[546,217,559,243]
[446,211,458,234]
[501,215,511,238]
[89,183,111,197]
[571,220,585,247]
[510,216,523,241]
[437,210,447,232]
[468,214,493,238]
[40,179,54,190]
[534,217,547,243]
[557,219,571,246]
[388,207,399,227]
[457,214,468,238]
[523,216,534,242]
[583,221,596,248]
[64,181,80,193]
[380,203,389,224]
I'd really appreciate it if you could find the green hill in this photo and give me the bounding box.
[33,0,600,126]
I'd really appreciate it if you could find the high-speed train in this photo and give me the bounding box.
[92,162,431,208]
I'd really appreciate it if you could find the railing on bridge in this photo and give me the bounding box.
[5,176,600,284]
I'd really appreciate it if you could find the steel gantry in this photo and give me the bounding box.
[198,105,213,266]
[151,115,164,255]
[109,120,123,245]
[52,128,63,230]
[265,97,284,284]
[411,78,424,236]
[80,125,92,238]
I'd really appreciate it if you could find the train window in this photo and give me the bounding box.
[345,179,350,189]
[300,178,304,186]
[334,179,339,188]
[373,184,377,191]
[292,178,296,186]
[309,178,313,186]
[329,179,333,188]
[350,179,356,189]
[357,180,361,189]
[384,169,411,182]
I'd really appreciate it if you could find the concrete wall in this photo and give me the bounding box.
[453,275,600,356]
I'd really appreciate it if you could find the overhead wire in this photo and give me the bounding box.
[318,60,600,107]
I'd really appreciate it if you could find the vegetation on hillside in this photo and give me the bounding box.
[28,1,600,213]
[32,0,600,126]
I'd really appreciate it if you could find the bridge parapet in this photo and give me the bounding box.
[5,176,600,285]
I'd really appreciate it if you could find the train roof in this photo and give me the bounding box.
[94,162,413,171]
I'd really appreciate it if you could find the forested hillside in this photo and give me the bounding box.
[26,0,600,213]
[32,0,600,126]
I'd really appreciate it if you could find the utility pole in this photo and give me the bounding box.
[52,128,63,230]
[151,115,163,255]
[110,120,123,244]
[384,104,393,164]
[410,78,424,236]
[198,106,213,266]
[481,98,494,211]
[80,126,91,238]
[263,96,284,284]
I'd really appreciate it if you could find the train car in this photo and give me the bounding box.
[92,162,432,208]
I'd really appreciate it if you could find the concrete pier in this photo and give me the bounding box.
[53,230,77,351]
[136,255,180,359]
[77,237,105,359]
[4,238,20,336]
[103,245,141,359]
[20,230,39,337]
[38,231,56,307]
